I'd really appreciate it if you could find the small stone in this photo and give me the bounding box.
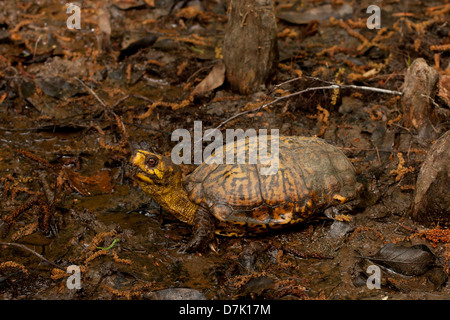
[148,288,206,300]
[328,220,353,238]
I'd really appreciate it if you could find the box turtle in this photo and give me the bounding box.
[131,136,360,252]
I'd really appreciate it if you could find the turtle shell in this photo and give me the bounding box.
[182,136,359,235]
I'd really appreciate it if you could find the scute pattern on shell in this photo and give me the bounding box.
[182,136,358,234]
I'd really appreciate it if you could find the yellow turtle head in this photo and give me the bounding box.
[131,150,181,194]
[131,150,198,225]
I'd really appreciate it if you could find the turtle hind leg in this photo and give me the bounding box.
[323,199,362,220]
[179,208,215,253]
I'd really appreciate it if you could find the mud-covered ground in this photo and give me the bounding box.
[0,0,450,300]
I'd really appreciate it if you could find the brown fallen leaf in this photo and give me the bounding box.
[191,61,225,97]
[144,0,155,6]
[63,168,114,196]
[0,92,7,104]
[356,243,441,276]
[111,0,145,10]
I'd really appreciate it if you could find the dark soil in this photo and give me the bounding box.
[0,0,449,300]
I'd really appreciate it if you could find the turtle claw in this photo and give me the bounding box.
[324,201,359,220]
[324,206,340,220]
[178,207,215,254]
[178,236,209,254]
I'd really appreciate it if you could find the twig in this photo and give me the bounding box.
[340,84,402,96]
[200,80,403,143]
[76,77,107,108]
[111,94,131,109]
[76,78,134,153]
[274,77,303,88]
[397,222,417,233]
[132,93,154,103]
[199,85,340,143]
[375,146,382,166]
[185,65,212,84]
[33,35,42,61]
[0,242,66,271]
[277,75,403,96]
[421,94,440,109]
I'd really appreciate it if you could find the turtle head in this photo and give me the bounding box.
[131,150,197,225]
[131,150,182,193]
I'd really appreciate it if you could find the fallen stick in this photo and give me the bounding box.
[0,242,66,271]
[76,77,134,153]
[277,75,403,96]
[339,84,402,95]
[202,83,402,142]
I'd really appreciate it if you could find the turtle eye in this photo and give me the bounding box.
[147,157,158,167]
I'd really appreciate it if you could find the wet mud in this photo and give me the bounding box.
[0,0,450,300]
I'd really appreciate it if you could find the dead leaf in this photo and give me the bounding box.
[63,168,114,196]
[357,243,440,276]
[0,92,7,104]
[191,61,225,97]
[112,0,146,10]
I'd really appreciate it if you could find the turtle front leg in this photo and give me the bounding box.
[180,207,215,253]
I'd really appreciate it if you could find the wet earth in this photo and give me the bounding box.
[0,0,450,300]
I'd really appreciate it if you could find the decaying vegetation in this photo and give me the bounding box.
[0,0,449,300]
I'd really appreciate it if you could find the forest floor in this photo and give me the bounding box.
[0,0,450,300]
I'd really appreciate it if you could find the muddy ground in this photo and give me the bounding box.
[0,0,450,300]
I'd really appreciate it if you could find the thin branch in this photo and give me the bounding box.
[32,35,43,61]
[279,75,403,96]
[76,77,107,108]
[76,78,134,153]
[274,77,304,88]
[340,84,402,95]
[0,242,66,271]
[111,94,131,109]
[199,85,339,143]
[132,93,154,103]
[200,80,403,143]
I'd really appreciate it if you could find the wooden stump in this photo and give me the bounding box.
[223,0,278,95]
[401,58,439,132]
[412,131,450,226]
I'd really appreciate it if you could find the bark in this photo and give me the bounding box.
[412,131,450,226]
[401,58,439,134]
[223,0,278,95]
